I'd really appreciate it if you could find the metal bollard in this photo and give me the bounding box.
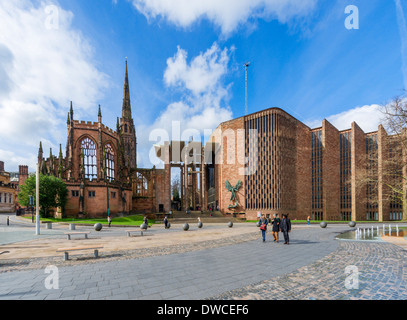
[6,216,9,226]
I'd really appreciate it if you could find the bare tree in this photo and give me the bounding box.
[352,96,406,221]
[381,96,407,211]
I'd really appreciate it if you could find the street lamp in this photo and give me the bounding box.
[29,195,34,222]
[244,62,251,116]
[35,163,40,235]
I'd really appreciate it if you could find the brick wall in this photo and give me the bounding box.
[322,120,340,220]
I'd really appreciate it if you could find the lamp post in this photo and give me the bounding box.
[29,195,34,223]
[107,182,110,218]
[35,163,40,235]
[244,62,251,116]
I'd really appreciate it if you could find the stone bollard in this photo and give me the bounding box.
[46,223,52,230]
[140,223,148,236]
[320,221,327,228]
[69,224,75,231]
[228,221,233,228]
[183,223,190,231]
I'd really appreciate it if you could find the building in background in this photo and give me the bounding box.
[37,62,170,218]
[0,161,22,213]
[204,107,405,222]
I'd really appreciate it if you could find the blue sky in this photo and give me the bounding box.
[0,0,406,171]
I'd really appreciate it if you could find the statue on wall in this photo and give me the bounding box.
[225,180,242,209]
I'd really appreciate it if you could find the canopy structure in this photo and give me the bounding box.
[153,140,210,211]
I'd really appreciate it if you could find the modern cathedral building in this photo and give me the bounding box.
[205,107,406,222]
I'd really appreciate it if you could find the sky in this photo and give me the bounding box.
[0,0,406,172]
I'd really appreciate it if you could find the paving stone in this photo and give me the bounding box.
[1,225,406,300]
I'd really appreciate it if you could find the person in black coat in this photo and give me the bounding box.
[271,214,280,242]
[280,214,291,245]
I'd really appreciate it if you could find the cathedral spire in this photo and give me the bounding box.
[70,101,74,121]
[38,141,44,166]
[98,104,102,122]
[122,60,132,119]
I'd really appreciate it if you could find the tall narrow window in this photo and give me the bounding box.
[81,137,97,181]
[135,172,148,196]
[105,144,115,181]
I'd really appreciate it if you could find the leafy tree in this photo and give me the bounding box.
[18,174,68,218]
[172,177,181,203]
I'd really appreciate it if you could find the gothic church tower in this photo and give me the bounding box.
[120,61,137,169]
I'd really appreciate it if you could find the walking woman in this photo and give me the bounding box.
[259,215,268,242]
[280,214,291,245]
[271,214,280,242]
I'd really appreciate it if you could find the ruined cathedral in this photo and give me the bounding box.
[38,62,170,218]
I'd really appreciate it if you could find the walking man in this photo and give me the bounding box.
[271,214,280,242]
[280,214,291,245]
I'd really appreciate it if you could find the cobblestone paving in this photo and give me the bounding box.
[209,241,407,300]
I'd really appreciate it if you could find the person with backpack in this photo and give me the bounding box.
[259,215,268,242]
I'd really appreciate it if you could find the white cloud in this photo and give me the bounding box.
[305,104,384,133]
[137,43,234,168]
[131,0,318,36]
[164,43,231,96]
[0,0,108,171]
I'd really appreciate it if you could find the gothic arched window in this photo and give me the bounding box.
[80,137,97,181]
[135,172,148,196]
[105,144,115,181]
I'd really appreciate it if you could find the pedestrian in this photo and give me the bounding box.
[107,215,111,227]
[259,215,268,242]
[307,215,310,226]
[164,215,169,229]
[271,213,280,242]
[143,215,148,226]
[280,214,291,245]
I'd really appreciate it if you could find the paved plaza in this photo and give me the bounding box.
[0,213,406,300]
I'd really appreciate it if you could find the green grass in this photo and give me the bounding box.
[21,215,154,226]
